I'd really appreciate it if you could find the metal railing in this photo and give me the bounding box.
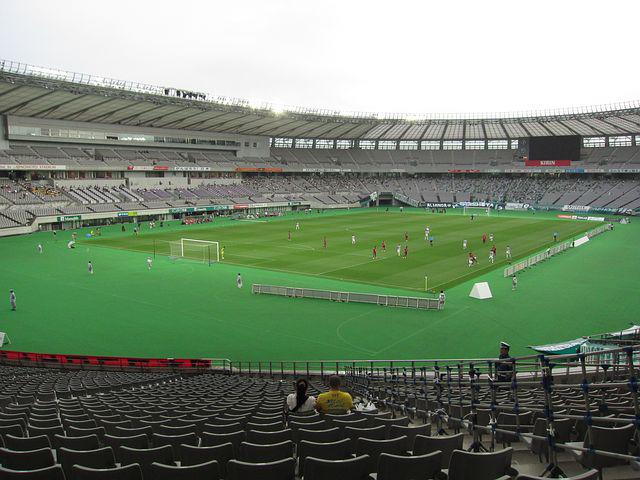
[345,344,640,476]
[252,283,441,310]
[503,223,610,277]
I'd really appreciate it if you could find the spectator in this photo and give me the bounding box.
[496,341,513,382]
[286,378,316,413]
[316,375,353,414]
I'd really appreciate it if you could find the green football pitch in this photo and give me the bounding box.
[0,207,638,362]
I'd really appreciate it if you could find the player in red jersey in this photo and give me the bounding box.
[381,240,386,252]
[288,230,291,241]
[403,245,408,258]
[404,231,409,241]
[323,236,327,248]
[372,245,377,259]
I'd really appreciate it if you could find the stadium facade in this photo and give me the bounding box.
[0,59,639,234]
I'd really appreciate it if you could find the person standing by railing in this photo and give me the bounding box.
[497,341,513,382]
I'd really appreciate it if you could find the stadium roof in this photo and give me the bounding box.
[1,59,640,141]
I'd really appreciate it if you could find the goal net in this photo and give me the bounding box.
[169,238,219,264]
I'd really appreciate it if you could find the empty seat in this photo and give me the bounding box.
[377,451,442,480]
[66,426,104,441]
[201,431,245,455]
[0,465,65,480]
[0,425,26,439]
[151,432,198,461]
[54,434,100,452]
[296,427,341,446]
[114,426,153,439]
[103,434,149,463]
[373,416,410,436]
[119,445,175,480]
[345,425,386,448]
[0,447,55,470]
[148,459,220,480]
[157,424,196,436]
[71,463,143,480]
[245,421,283,432]
[246,429,292,445]
[227,457,296,480]
[447,448,515,480]
[331,418,368,434]
[180,443,234,478]
[203,423,243,434]
[413,433,464,469]
[25,426,64,443]
[289,420,327,432]
[389,424,431,450]
[28,419,62,429]
[355,436,408,473]
[239,440,294,463]
[58,447,116,479]
[303,455,370,480]
[4,435,51,452]
[298,438,352,472]
[564,424,635,477]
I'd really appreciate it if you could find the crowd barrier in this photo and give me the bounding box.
[251,283,442,310]
[504,223,611,277]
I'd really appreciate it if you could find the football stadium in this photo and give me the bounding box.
[0,2,639,479]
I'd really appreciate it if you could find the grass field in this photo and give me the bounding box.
[88,208,594,291]
[0,207,638,362]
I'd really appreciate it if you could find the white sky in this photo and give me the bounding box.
[1,0,638,116]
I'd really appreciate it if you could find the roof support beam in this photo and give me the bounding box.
[28,94,89,118]
[58,97,119,120]
[0,90,57,115]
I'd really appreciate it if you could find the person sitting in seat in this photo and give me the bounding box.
[316,375,353,414]
[286,378,316,414]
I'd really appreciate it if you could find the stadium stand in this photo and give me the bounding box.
[0,343,638,479]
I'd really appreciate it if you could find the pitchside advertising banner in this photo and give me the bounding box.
[0,164,66,170]
[505,202,531,210]
[562,205,636,215]
[525,159,572,167]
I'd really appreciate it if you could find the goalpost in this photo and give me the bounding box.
[169,238,219,265]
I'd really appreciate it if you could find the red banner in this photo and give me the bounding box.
[0,349,212,369]
[127,165,170,171]
[525,160,571,167]
[235,167,283,173]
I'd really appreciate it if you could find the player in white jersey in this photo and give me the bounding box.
[489,250,495,264]
[438,290,446,309]
[9,289,16,311]
[88,261,94,275]
[351,235,356,245]
[506,245,512,261]
[424,227,430,240]
[512,274,518,291]
[236,273,243,289]
[489,233,494,242]
[37,244,43,254]
[295,222,300,230]
[396,244,401,256]
[463,239,467,250]
[147,257,153,270]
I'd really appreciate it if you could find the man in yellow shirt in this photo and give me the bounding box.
[316,375,353,414]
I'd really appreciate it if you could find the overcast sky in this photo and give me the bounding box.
[1,0,638,116]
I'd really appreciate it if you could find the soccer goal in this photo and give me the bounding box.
[169,238,219,264]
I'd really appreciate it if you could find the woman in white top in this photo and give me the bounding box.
[286,378,316,413]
